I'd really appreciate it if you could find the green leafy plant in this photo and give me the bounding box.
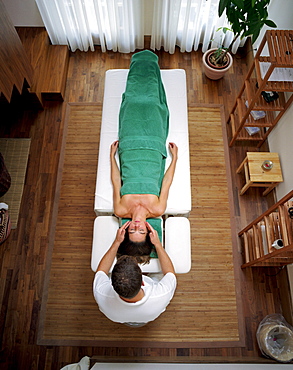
[210,0,277,67]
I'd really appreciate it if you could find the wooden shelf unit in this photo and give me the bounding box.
[228,30,293,147]
[239,190,293,268]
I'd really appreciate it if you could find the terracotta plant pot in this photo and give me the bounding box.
[202,48,233,80]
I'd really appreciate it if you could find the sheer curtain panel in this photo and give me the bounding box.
[151,0,245,54]
[35,0,144,53]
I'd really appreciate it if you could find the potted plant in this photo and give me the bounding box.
[203,0,277,80]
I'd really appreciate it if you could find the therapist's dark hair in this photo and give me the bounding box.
[111,255,142,299]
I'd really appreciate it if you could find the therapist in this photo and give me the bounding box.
[93,221,176,326]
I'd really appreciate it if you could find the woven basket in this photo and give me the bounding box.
[258,323,293,362]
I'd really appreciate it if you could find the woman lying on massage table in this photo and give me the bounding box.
[110,49,178,263]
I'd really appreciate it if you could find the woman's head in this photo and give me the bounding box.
[117,221,153,264]
[127,220,148,243]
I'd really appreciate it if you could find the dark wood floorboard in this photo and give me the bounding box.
[0,28,291,369]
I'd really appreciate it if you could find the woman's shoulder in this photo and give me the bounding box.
[117,193,164,217]
[149,200,166,217]
[113,200,130,218]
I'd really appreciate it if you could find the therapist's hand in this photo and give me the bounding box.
[146,222,161,247]
[114,221,130,244]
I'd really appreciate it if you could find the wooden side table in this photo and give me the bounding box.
[236,152,283,196]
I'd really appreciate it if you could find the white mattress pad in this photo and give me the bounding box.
[94,69,191,215]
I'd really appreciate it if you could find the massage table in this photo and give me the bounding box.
[91,68,191,274]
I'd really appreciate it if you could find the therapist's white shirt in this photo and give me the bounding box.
[93,271,176,323]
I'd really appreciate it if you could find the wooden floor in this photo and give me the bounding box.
[0,29,292,369]
[39,104,241,347]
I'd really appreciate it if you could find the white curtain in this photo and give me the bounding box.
[151,0,245,54]
[35,0,144,53]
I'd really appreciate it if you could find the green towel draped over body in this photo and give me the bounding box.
[118,50,169,196]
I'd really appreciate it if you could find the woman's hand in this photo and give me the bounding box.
[146,222,161,247]
[114,221,130,244]
[110,140,119,158]
[168,142,178,161]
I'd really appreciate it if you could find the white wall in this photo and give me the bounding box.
[254,0,293,198]
[2,0,154,34]
[2,0,43,26]
[144,0,154,35]
[255,0,293,52]
[260,1,293,200]
[257,0,293,299]
[269,104,293,200]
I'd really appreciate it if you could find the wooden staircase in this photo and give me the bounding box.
[228,30,293,147]
[17,27,69,109]
[239,190,293,268]
[0,1,34,105]
[0,2,69,111]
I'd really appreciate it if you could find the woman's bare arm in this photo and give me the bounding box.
[110,141,122,212]
[157,142,178,214]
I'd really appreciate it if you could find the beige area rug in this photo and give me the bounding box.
[38,104,243,347]
[0,138,31,229]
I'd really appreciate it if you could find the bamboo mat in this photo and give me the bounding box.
[0,138,31,229]
[38,104,243,347]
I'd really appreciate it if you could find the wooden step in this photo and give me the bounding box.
[229,109,265,146]
[245,78,287,111]
[0,9,34,103]
[41,45,69,101]
[229,126,265,146]
[234,98,273,129]
[261,30,293,66]
[17,27,69,106]
[255,58,293,92]
[243,112,275,127]
[17,27,48,108]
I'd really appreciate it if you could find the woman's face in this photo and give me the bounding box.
[128,221,147,243]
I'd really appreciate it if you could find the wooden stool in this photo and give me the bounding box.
[236,152,283,196]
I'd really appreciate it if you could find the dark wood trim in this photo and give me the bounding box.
[90,355,276,365]
[37,102,69,344]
